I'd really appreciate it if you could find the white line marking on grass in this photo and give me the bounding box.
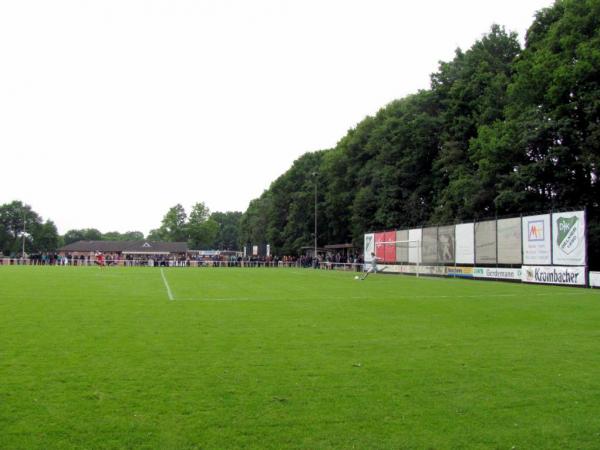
[176,297,289,302]
[434,292,585,299]
[175,291,591,302]
[160,268,174,301]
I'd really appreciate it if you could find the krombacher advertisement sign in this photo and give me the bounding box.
[522,266,586,286]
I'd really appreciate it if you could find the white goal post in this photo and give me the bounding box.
[374,239,421,277]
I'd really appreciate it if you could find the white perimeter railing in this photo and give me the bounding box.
[0,258,365,271]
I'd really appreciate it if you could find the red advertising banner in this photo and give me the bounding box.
[384,230,396,262]
[375,232,386,262]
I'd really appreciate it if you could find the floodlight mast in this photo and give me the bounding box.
[22,212,26,257]
[312,171,318,261]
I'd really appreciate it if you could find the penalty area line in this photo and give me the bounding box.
[160,268,174,301]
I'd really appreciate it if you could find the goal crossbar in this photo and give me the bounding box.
[376,240,421,246]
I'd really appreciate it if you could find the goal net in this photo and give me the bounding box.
[374,239,421,277]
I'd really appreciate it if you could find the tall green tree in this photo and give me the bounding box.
[239,196,271,248]
[154,204,188,242]
[430,24,522,221]
[63,228,102,244]
[35,220,60,252]
[0,201,41,255]
[102,231,145,241]
[226,1,600,268]
[187,202,218,249]
[470,0,600,262]
[504,0,599,210]
[0,201,60,255]
[210,211,242,250]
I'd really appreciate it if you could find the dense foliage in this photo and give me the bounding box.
[0,199,241,254]
[0,201,59,256]
[62,229,145,245]
[148,203,242,250]
[239,0,600,267]
[2,1,597,265]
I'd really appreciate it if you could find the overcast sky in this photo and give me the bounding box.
[0,0,552,235]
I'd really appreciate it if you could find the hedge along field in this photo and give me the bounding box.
[1,266,599,449]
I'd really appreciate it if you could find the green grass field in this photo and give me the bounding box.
[1,266,599,449]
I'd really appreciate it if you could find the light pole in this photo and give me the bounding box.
[22,212,26,258]
[312,171,318,261]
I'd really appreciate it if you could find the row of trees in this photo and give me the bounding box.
[147,203,242,250]
[2,1,598,265]
[239,0,600,267]
[63,229,145,245]
[0,200,242,256]
[0,201,60,256]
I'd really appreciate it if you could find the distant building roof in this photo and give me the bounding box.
[59,240,188,254]
[324,243,357,250]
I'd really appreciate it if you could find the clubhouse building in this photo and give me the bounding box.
[58,240,189,261]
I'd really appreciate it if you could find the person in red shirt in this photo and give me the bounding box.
[96,252,105,267]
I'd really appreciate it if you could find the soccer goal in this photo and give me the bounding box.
[375,239,421,277]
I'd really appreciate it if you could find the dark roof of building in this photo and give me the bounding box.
[59,240,188,253]
[324,243,357,249]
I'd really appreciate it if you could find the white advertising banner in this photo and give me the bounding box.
[378,265,414,274]
[497,217,522,264]
[377,264,398,273]
[590,272,600,288]
[364,233,375,263]
[419,265,447,276]
[455,223,475,264]
[377,265,445,276]
[552,211,586,266]
[396,229,409,263]
[473,267,522,281]
[475,220,497,264]
[522,214,551,265]
[522,265,586,286]
[408,228,422,264]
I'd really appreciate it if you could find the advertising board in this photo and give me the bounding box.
[375,232,386,262]
[497,217,522,264]
[522,214,551,265]
[552,211,586,266]
[521,265,586,286]
[472,267,522,280]
[438,225,455,263]
[408,228,422,264]
[455,223,475,264]
[364,233,374,262]
[396,229,409,263]
[447,266,473,278]
[475,220,497,264]
[422,227,438,264]
[590,272,600,288]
